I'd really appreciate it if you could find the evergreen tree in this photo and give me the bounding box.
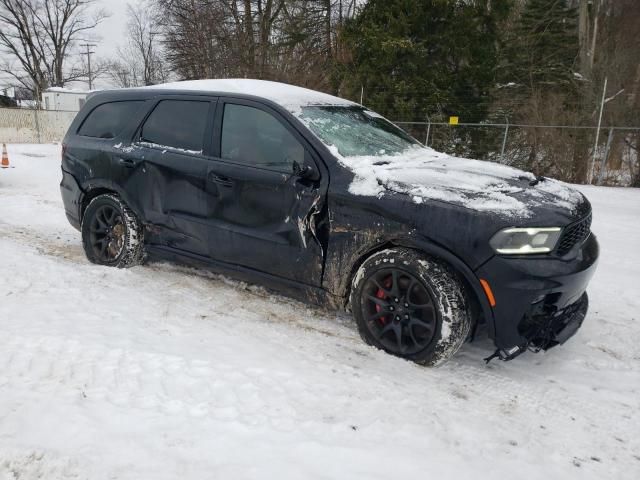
[336,0,512,123]
[501,0,579,94]
[494,0,586,180]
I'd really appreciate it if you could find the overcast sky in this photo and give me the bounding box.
[95,0,129,54]
[86,0,130,88]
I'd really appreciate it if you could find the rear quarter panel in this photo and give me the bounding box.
[62,92,153,218]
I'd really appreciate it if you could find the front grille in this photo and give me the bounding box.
[556,212,592,255]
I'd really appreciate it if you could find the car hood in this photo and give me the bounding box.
[334,146,586,220]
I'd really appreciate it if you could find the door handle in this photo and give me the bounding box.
[118,157,137,168]
[209,173,234,187]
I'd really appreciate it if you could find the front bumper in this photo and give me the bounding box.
[520,292,589,351]
[476,233,599,356]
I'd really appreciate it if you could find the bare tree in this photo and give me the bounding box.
[108,1,166,88]
[0,0,108,103]
[106,57,137,88]
[0,0,48,100]
[156,0,358,91]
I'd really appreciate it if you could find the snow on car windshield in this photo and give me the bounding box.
[299,106,420,157]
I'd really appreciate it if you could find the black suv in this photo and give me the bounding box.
[60,79,599,365]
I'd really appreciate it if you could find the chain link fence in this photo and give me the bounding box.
[396,121,640,187]
[0,106,637,186]
[0,107,77,143]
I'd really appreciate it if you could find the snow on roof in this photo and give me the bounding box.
[144,79,356,113]
[45,87,94,94]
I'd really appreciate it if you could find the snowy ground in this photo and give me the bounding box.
[0,144,638,480]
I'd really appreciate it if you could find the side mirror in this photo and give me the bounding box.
[293,158,320,181]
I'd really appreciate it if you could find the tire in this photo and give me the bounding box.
[81,193,145,268]
[350,248,470,366]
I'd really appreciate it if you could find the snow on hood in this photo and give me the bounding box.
[328,145,584,218]
[142,79,355,114]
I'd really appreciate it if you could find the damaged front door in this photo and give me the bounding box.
[206,99,326,286]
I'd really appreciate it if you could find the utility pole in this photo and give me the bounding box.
[80,43,97,90]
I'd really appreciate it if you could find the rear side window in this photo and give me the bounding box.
[140,100,210,153]
[78,101,143,139]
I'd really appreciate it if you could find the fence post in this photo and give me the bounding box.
[425,115,431,146]
[589,76,608,184]
[597,127,614,185]
[33,108,42,143]
[500,117,509,161]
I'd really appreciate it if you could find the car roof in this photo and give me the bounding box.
[125,79,357,114]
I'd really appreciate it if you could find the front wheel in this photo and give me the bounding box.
[350,248,471,366]
[81,193,145,268]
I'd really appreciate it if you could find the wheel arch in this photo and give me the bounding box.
[80,187,114,222]
[79,180,143,226]
[343,237,495,339]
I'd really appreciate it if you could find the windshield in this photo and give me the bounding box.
[299,106,420,157]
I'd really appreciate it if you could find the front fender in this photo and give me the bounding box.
[322,212,495,339]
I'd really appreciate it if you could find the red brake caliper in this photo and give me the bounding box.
[375,275,393,325]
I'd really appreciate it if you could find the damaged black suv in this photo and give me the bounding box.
[60,79,599,365]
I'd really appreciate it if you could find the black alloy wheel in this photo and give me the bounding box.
[89,204,126,262]
[361,268,438,355]
[351,248,471,366]
[81,193,145,268]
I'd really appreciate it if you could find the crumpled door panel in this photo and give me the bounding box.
[122,146,213,257]
[205,160,325,286]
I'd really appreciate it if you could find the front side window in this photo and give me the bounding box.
[221,103,304,172]
[299,106,419,157]
[140,100,209,152]
[78,101,143,139]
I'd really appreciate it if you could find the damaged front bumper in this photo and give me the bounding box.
[483,293,589,362]
[476,233,599,362]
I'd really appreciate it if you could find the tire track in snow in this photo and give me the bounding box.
[1,333,341,427]
[442,358,639,467]
[0,223,84,264]
[2,330,637,442]
[1,331,636,478]
[1,223,637,444]
[0,451,83,480]
[0,221,356,341]
[1,204,637,472]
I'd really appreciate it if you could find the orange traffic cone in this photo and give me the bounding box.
[1,143,9,168]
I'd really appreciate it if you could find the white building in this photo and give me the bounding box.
[42,87,92,112]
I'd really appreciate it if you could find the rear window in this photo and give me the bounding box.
[78,101,143,139]
[140,100,210,153]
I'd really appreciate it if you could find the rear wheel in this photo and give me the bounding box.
[81,193,145,268]
[350,248,470,366]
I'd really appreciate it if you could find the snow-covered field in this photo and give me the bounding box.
[0,144,638,480]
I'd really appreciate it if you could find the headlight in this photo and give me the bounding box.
[490,227,562,254]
